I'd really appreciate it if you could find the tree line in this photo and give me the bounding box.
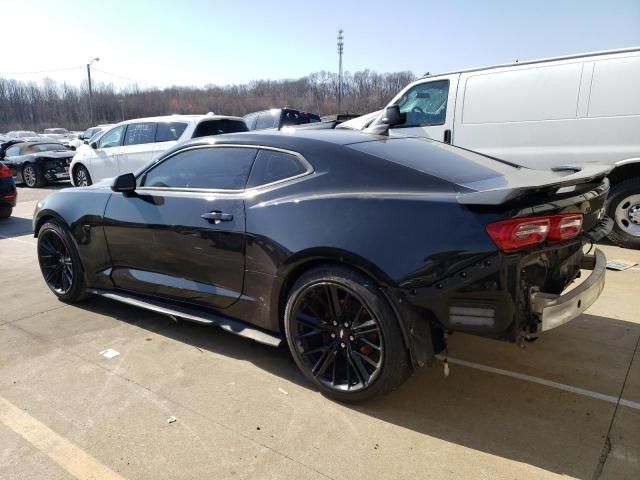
[0,70,415,132]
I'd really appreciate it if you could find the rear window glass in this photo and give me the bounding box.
[28,143,65,152]
[255,111,279,130]
[348,138,519,185]
[192,119,248,138]
[156,122,188,142]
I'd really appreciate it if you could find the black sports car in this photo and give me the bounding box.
[0,161,17,218]
[33,129,612,402]
[0,139,75,187]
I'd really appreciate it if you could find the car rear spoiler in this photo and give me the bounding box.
[456,164,612,206]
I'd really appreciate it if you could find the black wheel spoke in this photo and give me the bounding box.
[353,350,379,369]
[38,230,74,295]
[349,350,370,387]
[312,341,338,377]
[358,337,381,351]
[353,319,379,337]
[325,284,342,318]
[296,311,330,331]
[44,264,63,284]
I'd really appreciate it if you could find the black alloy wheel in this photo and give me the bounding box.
[285,266,411,402]
[37,221,87,302]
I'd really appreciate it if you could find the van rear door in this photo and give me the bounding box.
[388,74,459,144]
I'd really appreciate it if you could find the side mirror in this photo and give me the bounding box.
[381,105,405,126]
[111,173,136,193]
[90,142,98,149]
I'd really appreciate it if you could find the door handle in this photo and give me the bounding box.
[443,129,452,144]
[201,211,233,224]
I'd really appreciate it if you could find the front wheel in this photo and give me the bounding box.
[284,266,411,403]
[606,178,640,249]
[37,221,87,302]
[73,164,92,187]
[23,163,46,188]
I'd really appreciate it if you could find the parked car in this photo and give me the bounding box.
[7,130,39,139]
[68,125,115,150]
[0,139,75,187]
[368,47,640,248]
[0,160,17,218]
[70,115,248,186]
[244,108,321,131]
[33,129,611,402]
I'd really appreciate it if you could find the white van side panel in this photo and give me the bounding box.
[462,63,582,124]
[452,52,640,169]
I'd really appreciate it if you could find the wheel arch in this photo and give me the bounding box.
[610,158,640,187]
[275,249,433,369]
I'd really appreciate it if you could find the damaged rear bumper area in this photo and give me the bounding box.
[530,248,606,332]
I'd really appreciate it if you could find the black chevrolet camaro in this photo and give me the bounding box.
[33,129,612,402]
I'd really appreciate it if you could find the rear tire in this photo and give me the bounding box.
[37,221,87,303]
[0,207,12,219]
[73,164,92,187]
[23,163,46,188]
[284,266,411,403]
[606,178,640,249]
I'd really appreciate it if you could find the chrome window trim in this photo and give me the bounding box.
[136,144,314,195]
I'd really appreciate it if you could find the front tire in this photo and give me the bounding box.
[37,221,87,302]
[284,266,411,403]
[606,178,640,249]
[0,207,12,219]
[23,163,46,188]
[73,164,92,187]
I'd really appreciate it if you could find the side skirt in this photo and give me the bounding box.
[86,288,282,347]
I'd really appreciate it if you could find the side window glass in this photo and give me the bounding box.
[255,111,278,130]
[141,147,257,190]
[247,150,307,188]
[124,123,157,146]
[396,80,450,127]
[156,122,188,142]
[98,126,126,149]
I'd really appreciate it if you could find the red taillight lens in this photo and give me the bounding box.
[486,217,550,252]
[548,214,583,242]
[0,164,11,178]
[487,213,584,252]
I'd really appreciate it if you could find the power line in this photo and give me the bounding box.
[91,68,160,89]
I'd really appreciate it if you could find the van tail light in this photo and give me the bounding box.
[0,164,11,178]
[486,213,583,252]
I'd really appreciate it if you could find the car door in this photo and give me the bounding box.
[388,75,460,144]
[102,145,258,309]
[118,122,157,174]
[91,125,126,182]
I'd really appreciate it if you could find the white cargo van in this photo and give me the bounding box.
[370,47,640,248]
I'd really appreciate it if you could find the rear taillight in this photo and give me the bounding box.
[486,213,583,252]
[0,164,11,178]
[548,214,583,242]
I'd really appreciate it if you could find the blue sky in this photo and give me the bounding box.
[2,0,639,88]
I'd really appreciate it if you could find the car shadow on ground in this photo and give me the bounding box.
[0,216,34,239]
[72,296,638,478]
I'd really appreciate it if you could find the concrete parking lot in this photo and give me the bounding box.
[1,184,639,480]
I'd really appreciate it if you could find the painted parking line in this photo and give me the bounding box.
[0,234,36,245]
[0,396,126,480]
[436,354,640,411]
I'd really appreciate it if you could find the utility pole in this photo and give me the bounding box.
[337,29,344,113]
[118,98,125,121]
[87,57,100,125]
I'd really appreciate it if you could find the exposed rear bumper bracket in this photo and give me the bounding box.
[530,248,606,332]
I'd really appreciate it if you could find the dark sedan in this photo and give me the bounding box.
[33,130,612,402]
[0,161,17,218]
[0,139,75,187]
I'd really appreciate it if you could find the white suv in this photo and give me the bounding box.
[70,114,248,186]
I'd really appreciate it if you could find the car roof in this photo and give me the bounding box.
[114,114,245,126]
